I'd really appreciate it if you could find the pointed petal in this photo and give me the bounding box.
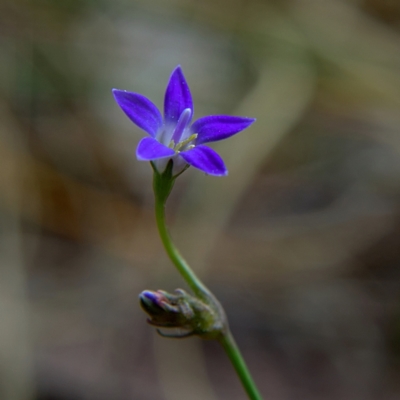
[136,137,175,161]
[191,116,256,145]
[164,66,193,124]
[113,89,162,137]
[179,145,227,176]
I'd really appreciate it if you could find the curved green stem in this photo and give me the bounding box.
[154,192,210,299]
[219,331,263,400]
[152,161,263,400]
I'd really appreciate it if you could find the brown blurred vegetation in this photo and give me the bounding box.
[1,0,400,399]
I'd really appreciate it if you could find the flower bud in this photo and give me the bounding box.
[139,289,225,339]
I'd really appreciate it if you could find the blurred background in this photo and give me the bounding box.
[1,0,400,399]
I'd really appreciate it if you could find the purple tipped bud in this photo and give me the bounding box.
[138,288,226,339]
[139,291,168,316]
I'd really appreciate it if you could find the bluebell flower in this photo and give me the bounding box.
[113,66,255,176]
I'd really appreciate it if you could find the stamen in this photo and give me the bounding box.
[175,134,198,151]
[171,108,192,144]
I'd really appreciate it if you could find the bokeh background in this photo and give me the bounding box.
[1,0,400,399]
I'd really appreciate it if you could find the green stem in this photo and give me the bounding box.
[219,331,263,400]
[154,192,210,299]
[152,162,263,400]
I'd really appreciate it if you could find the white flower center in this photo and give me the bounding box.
[169,133,198,153]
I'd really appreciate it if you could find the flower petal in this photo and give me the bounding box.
[136,137,175,161]
[179,145,227,176]
[164,66,193,124]
[113,89,162,137]
[191,116,256,145]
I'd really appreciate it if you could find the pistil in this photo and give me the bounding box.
[171,108,192,143]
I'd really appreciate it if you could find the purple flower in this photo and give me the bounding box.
[113,66,255,176]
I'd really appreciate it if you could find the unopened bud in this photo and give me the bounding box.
[139,289,226,339]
